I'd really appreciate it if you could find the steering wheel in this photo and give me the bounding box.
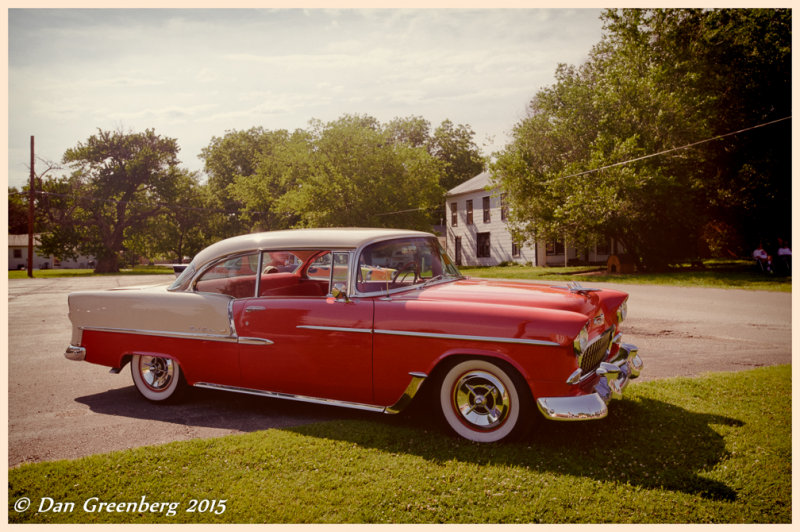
[392,264,419,284]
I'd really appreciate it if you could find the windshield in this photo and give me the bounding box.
[356,237,462,294]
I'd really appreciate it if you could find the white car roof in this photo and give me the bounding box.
[192,227,433,268]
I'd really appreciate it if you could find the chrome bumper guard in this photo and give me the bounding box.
[64,345,86,361]
[537,343,642,421]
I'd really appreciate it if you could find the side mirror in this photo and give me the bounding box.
[331,286,350,302]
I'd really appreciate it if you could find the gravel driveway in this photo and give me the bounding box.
[7,275,791,467]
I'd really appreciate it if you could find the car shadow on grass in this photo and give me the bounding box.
[288,396,744,502]
[75,384,382,432]
[76,386,741,502]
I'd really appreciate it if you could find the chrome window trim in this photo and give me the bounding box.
[296,325,372,334]
[80,326,239,343]
[374,329,560,347]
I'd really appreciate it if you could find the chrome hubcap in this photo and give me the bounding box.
[452,370,510,430]
[140,356,174,391]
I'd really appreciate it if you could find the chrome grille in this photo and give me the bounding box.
[580,328,613,374]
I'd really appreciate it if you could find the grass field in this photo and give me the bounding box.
[8,265,173,279]
[462,260,791,292]
[8,365,791,524]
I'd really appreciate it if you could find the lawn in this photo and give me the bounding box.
[8,265,173,279]
[461,260,791,292]
[8,365,791,523]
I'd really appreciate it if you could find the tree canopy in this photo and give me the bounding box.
[493,8,791,269]
[36,129,185,272]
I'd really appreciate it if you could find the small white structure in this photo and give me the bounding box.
[445,172,621,267]
[8,234,95,270]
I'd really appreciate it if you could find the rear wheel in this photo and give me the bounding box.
[439,359,532,443]
[131,354,185,402]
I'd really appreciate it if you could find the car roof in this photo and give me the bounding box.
[192,227,433,268]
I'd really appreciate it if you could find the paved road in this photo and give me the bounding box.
[7,275,792,467]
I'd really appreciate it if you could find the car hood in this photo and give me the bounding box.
[394,277,627,317]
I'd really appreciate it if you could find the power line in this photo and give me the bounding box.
[545,115,791,183]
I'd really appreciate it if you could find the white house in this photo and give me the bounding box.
[8,234,95,270]
[445,172,621,267]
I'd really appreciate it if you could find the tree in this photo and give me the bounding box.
[199,127,290,238]
[275,114,444,230]
[37,129,183,273]
[203,114,483,233]
[494,8,791,269]
[125,169,213,263]
[7,187,29,234]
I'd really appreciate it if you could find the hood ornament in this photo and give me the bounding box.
[566,281,601,295]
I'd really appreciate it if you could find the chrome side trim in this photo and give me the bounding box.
[296,325,373,334]
[80,326,238,343]
[65,345,86,361]
[374,329,560,347]
[238,337,274,345]
[192,382,387,413]
[384,372,428,414]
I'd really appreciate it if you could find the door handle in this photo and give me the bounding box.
[245,306,266,313]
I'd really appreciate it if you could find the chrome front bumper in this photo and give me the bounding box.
[537,343,642,421]
[65,345,86,361]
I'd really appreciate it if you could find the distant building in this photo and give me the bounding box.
[8,234,95,270]
[445,172,621,267]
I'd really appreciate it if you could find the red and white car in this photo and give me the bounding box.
[65,228,642,442]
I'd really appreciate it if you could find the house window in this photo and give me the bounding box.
[482,196,491,223]
[450,202,458,227]
[512,241,521,258]
[466,200,473,225]
[477,232,491,258]
[596,238,611,256]
[13,249,22,259]
[500,194,508,221]
[546,240,565,256]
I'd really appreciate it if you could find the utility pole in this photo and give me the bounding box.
[27,136,35,278]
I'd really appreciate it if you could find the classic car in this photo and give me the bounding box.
[65,228,642,443]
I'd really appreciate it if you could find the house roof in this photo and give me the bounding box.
[446,171,496,196]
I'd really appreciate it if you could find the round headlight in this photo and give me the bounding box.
[573,323,590,356]
[616,300,628,325]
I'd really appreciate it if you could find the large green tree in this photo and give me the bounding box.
[494,8,791,269]
[37,129,184,272]
[274,114,445,230]
[202,114,484,233]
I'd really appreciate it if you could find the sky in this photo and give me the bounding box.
[7,8,606,189]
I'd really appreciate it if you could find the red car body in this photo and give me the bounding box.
[65,228,642,443]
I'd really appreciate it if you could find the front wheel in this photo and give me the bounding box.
[131,354,185,403]
[439,359,533,443]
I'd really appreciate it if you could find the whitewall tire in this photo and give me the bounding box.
[439,359,532,443]
[131,354,184,402]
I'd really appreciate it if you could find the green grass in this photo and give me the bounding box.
[8,365,791,523]
[8,265,173,279]
[462,260,791,292]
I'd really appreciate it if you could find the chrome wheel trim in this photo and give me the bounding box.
[131,354,181,402]
[139,356,175,392]
[452,370,510,430]
[439,359,521,443]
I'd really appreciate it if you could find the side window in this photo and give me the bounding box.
[331,252,350,294]
[304,251,350,294]
[306,252,332,281]
[195,253,259,298]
